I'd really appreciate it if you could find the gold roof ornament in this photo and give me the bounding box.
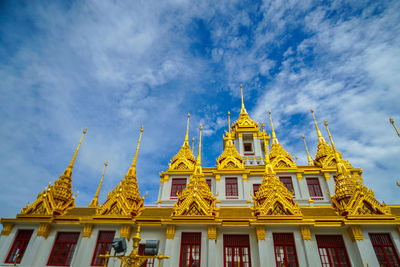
[302,135,313,166]
[389,117,400,137]
[21,129,87,216]
[253,126,302,217]
[98,127,145,216]
[168,114,196,171]
[216,112,244,170]
[173,124,217,217]
[231,84,260,136]
[268,110,296,168]
[89,162,108,207]
[325,121,390,216]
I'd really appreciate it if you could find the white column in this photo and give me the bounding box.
[72,235,95,266]
[253,136,261,158]
[297,177,310,200]
[207,239,216,267]
[0,232,16,262]
[238,134,244,155]
[21,235,46,265]
[352,234,380,266]
[302,239,321,266]
[325,177,336,196]
[263,229,276,266]
[242,175,250,201]
[163,238,178,267]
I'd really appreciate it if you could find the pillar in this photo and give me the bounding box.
[208,226,217,266]
[348,226,379,266]
[163,225,176,267]
[300,226,320,266]
[257,227,275,266]
[324,172,336,196]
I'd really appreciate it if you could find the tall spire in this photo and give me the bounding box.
[310,109,325,143]
[324,121,348,175]
[240,84,246,113]
[89,162,108,207]
[302,135,313,166]
[63,128,87,178]
[192,137,195,154]
[185,113,190,145]
[269,110,278,144]
[228,111,231,133]
[194,124,203,175]
[262,126,274,174]
[130,126,143,171]
[389,117,400,137]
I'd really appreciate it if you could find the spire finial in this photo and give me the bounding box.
[240,84,246,113]
[185,113,190,144]
[131,126,144,168]
[197,124,203,165]
[302,135,313,166]
[324,121,341,163]
[390,117,400,137]
[89,161,108,207]
[269,110,278,144]
[310,109,325,143]
[68,128,87,169]
[192,137,195,154]
[262,125,272,169]
[228,111,231,133]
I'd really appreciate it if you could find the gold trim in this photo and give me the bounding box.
[120,225,132,240]
[1,223,14,236]
[166,225,175,239]
[208,225,217,240]
[82,224,94,238]
[255,226,266,241]
[348,225,363,241]
[300,226,311,240]
[37,223,51,238]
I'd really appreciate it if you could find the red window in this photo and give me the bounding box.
[273,233,299,267]
[206,179,212,191]
[369,233,400,266]
[306,178,323,200]
[138,244,155,267]
[223,235,251,267]
[279,177,295,195]
[5,229,33,264]
[179,233,201,267]
[316,235,350,267]
[171,178,186,197]
[47,232,80,266]
[226,178,238,198]
[91,231,115,266]
[253,184,260,195]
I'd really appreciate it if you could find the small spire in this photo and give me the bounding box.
[185,113,190,144]
[68,128,87,169]
[240,84,246,113]
[389,117,400,137]
[310,109,325,143]
[194,124,203,174]
[269,110,279,144]
[295,156,299,164]
[324,120,348,175]
[228,111,231,133]
[89,161,108,207]
[262,126,274,174]
[131,126,144,168]
[261,122,265,132]
[302,135,313,166]
[192,137,195,154]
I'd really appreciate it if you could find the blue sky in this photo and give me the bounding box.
[1,0,400,219]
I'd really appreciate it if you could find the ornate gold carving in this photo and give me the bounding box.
[98,127,144,216]
[348,226,363,241]
[255,226,266,241]
[323,172,331,180]
[168,114,196,171]
[120,225,132,240]
[300,226,311,240]
[217,131,244,170]
[21,129,86,216]
[37,223,51,238]
[82,224,94,238]
[242,174,248,181]
[173,125,217,217]
[216,174,220,182]
[166,225,175,239]
[208,225,217,240]
[253,128,302,217]
[296,173,303,180]
[324,121,391,216]
[1,223,14,236]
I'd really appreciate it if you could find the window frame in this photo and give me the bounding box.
[138,244,155,267]
[5,229,34,264]
[243,142,254,155]
[47,232,80,266]
[91,231,115,266]
[170,178,187,198]
[316,235,351,267]
[279,177,295,196]
[225,177,239,198]
[179,232,201,267]
[223,234,252,267]
[306,177,323,200]
[273,233,299,267]
[369,233,400,266]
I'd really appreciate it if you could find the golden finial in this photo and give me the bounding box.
[302,134,313,166]
[68,128,87,169]
[228,111,231,133]
[240,84,246,113]
[185,113,190,144]
[295,156,298,164]
[324,121,343,167]
[89,161,108,207]
[192,137,195,154]
[261,122,265,132]
[389,117,400,137]
[131,126,144,168]
[269,110,278,144]
[194,124,203,175]
[310,109,325,143]
[262,124,272,169]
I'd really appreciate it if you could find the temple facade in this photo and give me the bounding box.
[1,86,399,267]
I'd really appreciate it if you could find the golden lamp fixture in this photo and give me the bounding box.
[20,128,87,216]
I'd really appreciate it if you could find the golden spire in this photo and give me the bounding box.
[324,121,349,175]
[89,162,108,207]
[131,126,143,169]
[240,84,246,113]
[262,126,274,174]
[185,113,190,145]
[310,109,325,143]
[228,111,231,133]
[302,135,313,166]
[269,110,278,144]
[389,117,400,137]
[194,124,203,175]
[63,128,87,178]
[192,137,195,154]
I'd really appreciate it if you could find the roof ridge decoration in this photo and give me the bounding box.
[253,126,302,217]
[324,121,390,216]
[217,112,244,170]
[89,161,108,207]
[97,127,145,216]
[172,124,217,217]
[21,129,87,216]
[168,114,196,171]
[231,84,260,135]
[268,110,296,168]
[311,109,351,169]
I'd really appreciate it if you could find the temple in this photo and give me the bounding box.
[1,85,399,267]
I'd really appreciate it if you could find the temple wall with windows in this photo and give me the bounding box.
[1,87,399,267]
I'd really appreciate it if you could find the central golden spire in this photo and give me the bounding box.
[269,110,278,144]
[240,84,246,114]
[310,109,325,143]
[89,162,108,207]
[194,124,203,175]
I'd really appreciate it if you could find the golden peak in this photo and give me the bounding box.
[240,84,246,113]
[228,111,231,133]
[302,135,313,166]
[389,117,394,124]
[67,128,87,170]
[269,110,278,144]
[310,109,325,142]
[131,126,144,168]
[89,161,109,207]
[197,124,203,165]
[185,113,190,144]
